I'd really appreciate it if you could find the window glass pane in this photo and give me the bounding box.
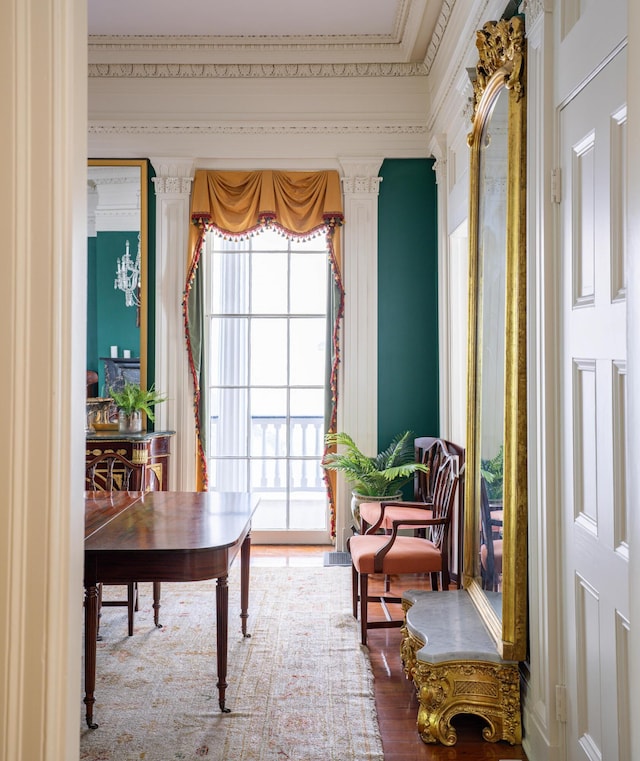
[210,251,250,314]
[290,388,324,457]
[251,252,288,314]
[208,317,249,386]
[209,388,249,457]
[250,388,287,457]
[250,458,287,495]
[289,318,325,385]
[251,493,287,530]
[251,318,287,385]
[214,458,249,493]
[290,253,327,314]
[257,227,288,250]
[290,235,325,252]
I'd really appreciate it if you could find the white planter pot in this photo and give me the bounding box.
[350,491,402,534]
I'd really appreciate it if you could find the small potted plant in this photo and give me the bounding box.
[108,382,167,433]
[322,430,429,529]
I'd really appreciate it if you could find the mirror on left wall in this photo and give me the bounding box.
[87,159,148,404]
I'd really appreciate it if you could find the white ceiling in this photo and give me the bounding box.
[87,0,444,63]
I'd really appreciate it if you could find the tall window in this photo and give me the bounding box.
[202,227,330,538]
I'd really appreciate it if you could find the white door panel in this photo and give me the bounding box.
[560,48,629,761]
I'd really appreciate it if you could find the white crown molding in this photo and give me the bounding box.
[88,61,427,78]
[87,0,414,52]
[88,33,403,51]
[88,121,428,136]
[424,0,456,74]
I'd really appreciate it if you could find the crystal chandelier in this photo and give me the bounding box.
[114,236,141,307]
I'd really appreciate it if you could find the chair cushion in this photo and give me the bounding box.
[350,534,442,574]
[360,502,433,530]
[481,539,503,573]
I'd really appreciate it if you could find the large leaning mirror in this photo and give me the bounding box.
[463,15,528,662]
[87,159,148,401]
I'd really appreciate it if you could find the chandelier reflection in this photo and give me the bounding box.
[114,237,141,307]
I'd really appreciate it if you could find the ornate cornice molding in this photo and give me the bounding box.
[88,61,427,79]
[88,34,402,52]
[88,121,428,137]
[424,0,456,74]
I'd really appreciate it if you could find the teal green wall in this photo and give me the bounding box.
[377,158,439,454]
[88,230,141,395]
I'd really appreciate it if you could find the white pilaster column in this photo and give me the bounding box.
[519,1,563,759]
[335,158,383,550]
[429,134,452,438]
[150,158,196,490]
[0,0,86,758]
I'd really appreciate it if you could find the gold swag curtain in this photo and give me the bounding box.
[183,169,344,536]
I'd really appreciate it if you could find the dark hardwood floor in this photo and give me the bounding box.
[251,545,528,761]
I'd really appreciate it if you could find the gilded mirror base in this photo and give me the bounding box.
[400,623,522,746]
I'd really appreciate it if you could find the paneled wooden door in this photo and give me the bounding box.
[559,48,630,761]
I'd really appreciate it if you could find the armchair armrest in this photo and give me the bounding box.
[373,516,447,573]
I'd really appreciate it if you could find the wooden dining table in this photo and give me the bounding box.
[83,489,260,729]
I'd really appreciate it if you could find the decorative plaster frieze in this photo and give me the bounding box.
[424,0,456,74]
[88,62,427,79]
[88,121,428,136]
[152,176,193,195]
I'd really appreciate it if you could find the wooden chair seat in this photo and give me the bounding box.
[351,534,443,575]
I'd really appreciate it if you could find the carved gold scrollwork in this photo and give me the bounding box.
[412,660,522,746]
[472,15,525,119]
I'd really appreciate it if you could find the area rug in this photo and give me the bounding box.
[80,565,384,761]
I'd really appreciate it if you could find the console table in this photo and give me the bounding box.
[86,430,175,491]
[400,589,522,746]
[84,490,260,729]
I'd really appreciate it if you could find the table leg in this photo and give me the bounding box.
[240,531,251,638]
[216,575,230,712]
[84,584,99,729]
[153,581,162,628]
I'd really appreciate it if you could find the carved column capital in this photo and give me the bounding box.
[429,134,448,186]
[339,157,384,196]
[152,176,193,195]
[149,157,195,197]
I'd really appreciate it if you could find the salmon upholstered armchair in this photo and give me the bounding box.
[348,454,459,646]
[359,437,465,591]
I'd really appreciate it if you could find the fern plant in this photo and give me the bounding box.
[109,382,166,422]
[322,430,428,497]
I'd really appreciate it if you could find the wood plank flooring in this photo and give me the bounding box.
[251,545,528,761]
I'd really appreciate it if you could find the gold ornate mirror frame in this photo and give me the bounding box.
[87,158,148,395]
[463,16,528,662]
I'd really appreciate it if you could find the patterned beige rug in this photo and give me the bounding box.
[80,564,384,761]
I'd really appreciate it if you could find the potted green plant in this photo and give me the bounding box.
[108,382,167,433]
[322,430,429,529]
